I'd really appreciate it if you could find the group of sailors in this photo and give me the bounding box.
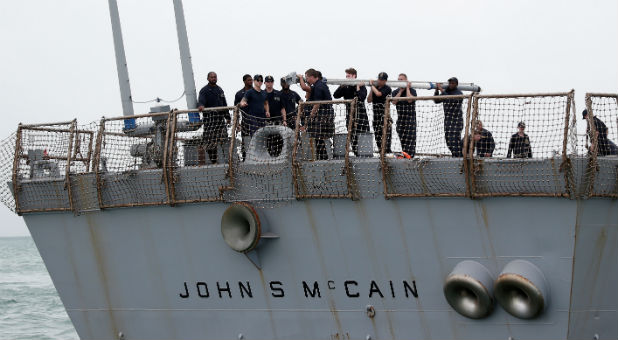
[196,69,616,163]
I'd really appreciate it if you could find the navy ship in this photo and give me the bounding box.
[0,0,616,339]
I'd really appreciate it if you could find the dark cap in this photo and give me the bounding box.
[582,109,588,119]
[518,121,526,128]
[265,75,274,82]
[253,74,263,81]
[448,77,458,84]
[378,72,388,80]
[242,74,251,81]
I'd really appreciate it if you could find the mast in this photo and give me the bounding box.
[172,0,199,122]
[107,0,135,118]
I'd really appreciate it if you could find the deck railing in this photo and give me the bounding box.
[1,91,617,214]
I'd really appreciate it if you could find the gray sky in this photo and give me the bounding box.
[0,0,616,236]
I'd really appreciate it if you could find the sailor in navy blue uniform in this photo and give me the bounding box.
[471,120,495,157]
[507,121,532,158]
[333,67,370,156]
[240,74,269,136]
[368,72,393,154]
[392,73,417,158]
[234,74,253,160]
[234,74,253,106]
[264,75,287,126]
[280,77,302,129]
[197,71,230,164]
[434,77,464,157]
[305,68,334,160]
[583,109,618,156]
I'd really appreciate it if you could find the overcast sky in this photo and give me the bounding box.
[0,0,616,236]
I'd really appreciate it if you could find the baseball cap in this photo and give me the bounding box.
[265,75,274,82]
[448,77,458,84]
[378,72,388,80]
[518,121,526,128]
[253,74,263,81]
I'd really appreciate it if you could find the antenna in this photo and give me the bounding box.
[107,0,135,125]
[172,0,200,122]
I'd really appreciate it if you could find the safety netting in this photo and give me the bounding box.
[0,90,616,215]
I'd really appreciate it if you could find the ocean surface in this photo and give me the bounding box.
[0,237,78,340]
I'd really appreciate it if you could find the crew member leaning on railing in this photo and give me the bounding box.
[471,121,495,157]
[507,121,532,158]
[240,74,270,137]
[583,109,618,156]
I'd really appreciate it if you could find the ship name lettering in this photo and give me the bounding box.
[178,280,418,299]
[270,281,285,298]
[303,281,322,298]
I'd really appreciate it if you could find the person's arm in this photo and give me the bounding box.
[406,84,415,103]
[527,137,532,158]
[357,85,367,102]
[367,85,373,103]
[240,94,248,107]
[197,88,206,111]
[507,136,514,158]
[333,85,344,99]
[369,80,383,97]
[281,107,287,125]
[297,74,311,93]
[265,101,270,118]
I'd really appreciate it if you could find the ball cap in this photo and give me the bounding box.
[265,75,274,82]
[253,74,263,81]
[448,77,459,84]
[518,121,526,128]
[378,72,388,80]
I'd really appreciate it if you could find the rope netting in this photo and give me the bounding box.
[0,91,615,214]
[469,94,571,197]
[585,94,618,198]
[382,95,471,197]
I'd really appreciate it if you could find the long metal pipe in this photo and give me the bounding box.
[323,78,481,92]
[107,0,135,117]
[172,0,198,114]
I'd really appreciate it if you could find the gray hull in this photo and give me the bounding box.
[24,197,617,340]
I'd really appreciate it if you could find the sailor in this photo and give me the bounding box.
[368,72,393,154]
[234,74,253,106]
[234,74,253,160]
[240,74,270,136]
[434,77,464,157]
[471,120,495,157]
[333,67,370,156]
[264,75,287,126]
[197,71,230,164]
[280,77,302,129]
[305,68,335,160]
[392,73,417,158]
[583,109,618,156]
[507,121,532,158]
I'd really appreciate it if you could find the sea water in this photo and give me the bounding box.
[0,237,78,340]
